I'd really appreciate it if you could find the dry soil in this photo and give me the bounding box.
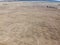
[0,2,60,45]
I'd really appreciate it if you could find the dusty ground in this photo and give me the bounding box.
[0,2,60,45]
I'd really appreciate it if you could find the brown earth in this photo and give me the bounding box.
[0,2,60,45]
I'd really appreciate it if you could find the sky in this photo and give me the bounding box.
[0,0,60,1]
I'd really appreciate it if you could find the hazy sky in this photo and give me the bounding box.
[0,0,60,1]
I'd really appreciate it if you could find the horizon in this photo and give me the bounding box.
[0,0,60,2]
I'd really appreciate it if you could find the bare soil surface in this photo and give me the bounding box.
[0,2,60,45]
